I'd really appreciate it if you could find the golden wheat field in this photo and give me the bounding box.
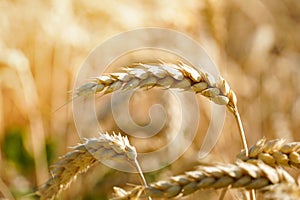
[1,0,300,200]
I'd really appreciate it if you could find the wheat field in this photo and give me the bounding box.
[1,0,300,199]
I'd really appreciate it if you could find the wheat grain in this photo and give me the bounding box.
[38,132,140,200]
[237,138,300,168]
[111,160,294,199]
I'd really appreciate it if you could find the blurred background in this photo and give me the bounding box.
[0,0,300,199]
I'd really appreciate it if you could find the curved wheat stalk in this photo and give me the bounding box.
[237,138,300,168]
[111,160,294,199]
[75,62,248,153]
[38,133,144,200]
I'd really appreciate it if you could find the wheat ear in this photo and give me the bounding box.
[76,62,236,108]
[111,160,294,199]
[75,62,248,153]
[38,133,144,200]
[237,138,300,168]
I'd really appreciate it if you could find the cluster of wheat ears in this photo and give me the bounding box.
[37,62,300,200]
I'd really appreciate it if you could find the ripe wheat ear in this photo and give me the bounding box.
[111,160,295,199]
[76,62,237,108]
[38,132,145,200]
[75,62,248,153]
[237,138,300,168]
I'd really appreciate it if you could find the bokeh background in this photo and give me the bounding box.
[1,0,300,199]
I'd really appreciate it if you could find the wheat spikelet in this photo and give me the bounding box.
[38,132,139,200]
[111,160,294,199]
[237,138,300,168]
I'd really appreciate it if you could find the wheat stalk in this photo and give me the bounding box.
[111,160,295,199]
[237,138,300,168]
[75,62,249,153]
[38,132,144,200]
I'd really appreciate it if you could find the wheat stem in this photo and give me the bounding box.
[233,107,249,157]
[250,189,257,200]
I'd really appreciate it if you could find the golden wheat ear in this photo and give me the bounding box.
[75,62,236,106]
[111,160,295,199]
[75,62,248,154]
[237,138,300,168]
[38,132,146,200]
